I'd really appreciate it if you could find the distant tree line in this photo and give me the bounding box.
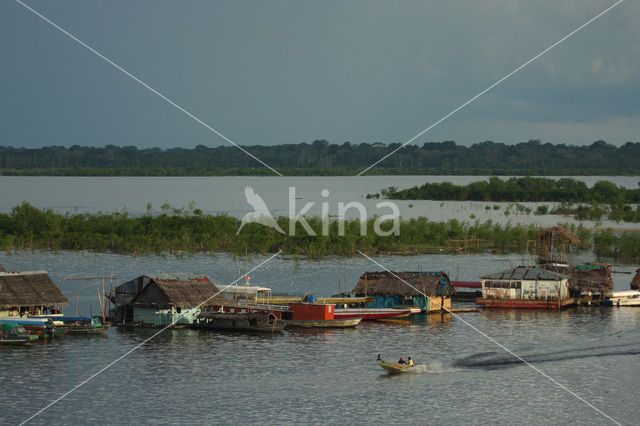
[0,140,639,175]
[378,177,640,203]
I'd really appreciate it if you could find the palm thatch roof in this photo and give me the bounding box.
[352,271,453,297]
[482,266,568,281]
[631,268,640,290]
[131,276,228,309]
[0,271,69,308]
[540,264,614,293]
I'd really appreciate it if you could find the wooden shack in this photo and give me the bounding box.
[352,271,453,312]
[112,273,227,323]
[0,271,69,317]
[127,275,228,326]
[477,266,573,309]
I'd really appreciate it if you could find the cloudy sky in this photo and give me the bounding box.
[1,0,638,149]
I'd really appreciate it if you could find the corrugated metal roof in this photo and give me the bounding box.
[481,266,568,281]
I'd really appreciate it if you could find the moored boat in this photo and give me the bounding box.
[0,317,57,339]
[33,316,109,334]
[280,302,362,328]
[605,290,640,307]
[192,312,286,333]
[0,321,38,344]
[282,317,362,328]
[334,307,421,321]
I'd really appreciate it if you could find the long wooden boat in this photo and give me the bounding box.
[474,298,575,310]
[0,322,39,344]
[193,312,286,333]
[334,307,421,320]
[33,315,110,334]
[281,317,361,328]
[606,290,640,307]
[377,360,416,374]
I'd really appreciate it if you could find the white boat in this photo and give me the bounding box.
[606,290,640,307]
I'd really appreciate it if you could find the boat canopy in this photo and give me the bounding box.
[0,317,53,325]
[33,315,93,323]
[608,290,640,297]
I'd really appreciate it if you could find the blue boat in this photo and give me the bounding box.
[32,315,109,334]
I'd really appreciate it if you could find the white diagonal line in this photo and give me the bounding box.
[357,250,621,425]
[357,0,625,176]
[19,250,282,425]
[15,0,283,177]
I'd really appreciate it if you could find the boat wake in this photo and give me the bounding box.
[456,329,640,370]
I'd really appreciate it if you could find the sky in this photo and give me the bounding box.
[1,0,639,149]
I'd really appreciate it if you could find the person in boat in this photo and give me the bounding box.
[408,357,415,367]
[398,357,406,364]
[377,354,382,361]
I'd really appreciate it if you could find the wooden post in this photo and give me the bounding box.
[102,275,107,323]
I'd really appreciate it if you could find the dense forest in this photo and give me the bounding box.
[1,140,639,175]
[378,177,640,203]
[1,203,638,262]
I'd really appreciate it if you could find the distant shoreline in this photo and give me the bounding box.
[1,167,639,177]
[1,140,639,176]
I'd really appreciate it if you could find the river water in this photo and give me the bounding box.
[1,176,640,424]
[1,175,639,228]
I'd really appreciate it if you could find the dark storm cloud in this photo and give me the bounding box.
[1,0,637,148]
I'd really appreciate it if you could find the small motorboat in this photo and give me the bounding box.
[0,321,39,344]
[32,315,109,334]
[377,359,416,375]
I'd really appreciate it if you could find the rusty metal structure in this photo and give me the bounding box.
[528,226,580,265]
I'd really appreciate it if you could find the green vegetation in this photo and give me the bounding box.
[1,139,639,176]
[1,203,638,263]
[372,177,640,223]
[377,177,640,203]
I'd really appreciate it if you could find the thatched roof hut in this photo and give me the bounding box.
[352,271,453,297]
[130,276,228,309]
[631,268,640,290]
[0,271,69,309]
[540,264,614,293]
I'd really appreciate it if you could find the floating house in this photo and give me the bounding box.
[477,266,573,309]
[0,270,69,317]
[352,271,454,312]
[631,268,640,291]
[540,263,614,297]
[113,274,228,326]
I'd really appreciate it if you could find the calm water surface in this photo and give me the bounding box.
[1,251,639,424]
[2,175,640,228]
